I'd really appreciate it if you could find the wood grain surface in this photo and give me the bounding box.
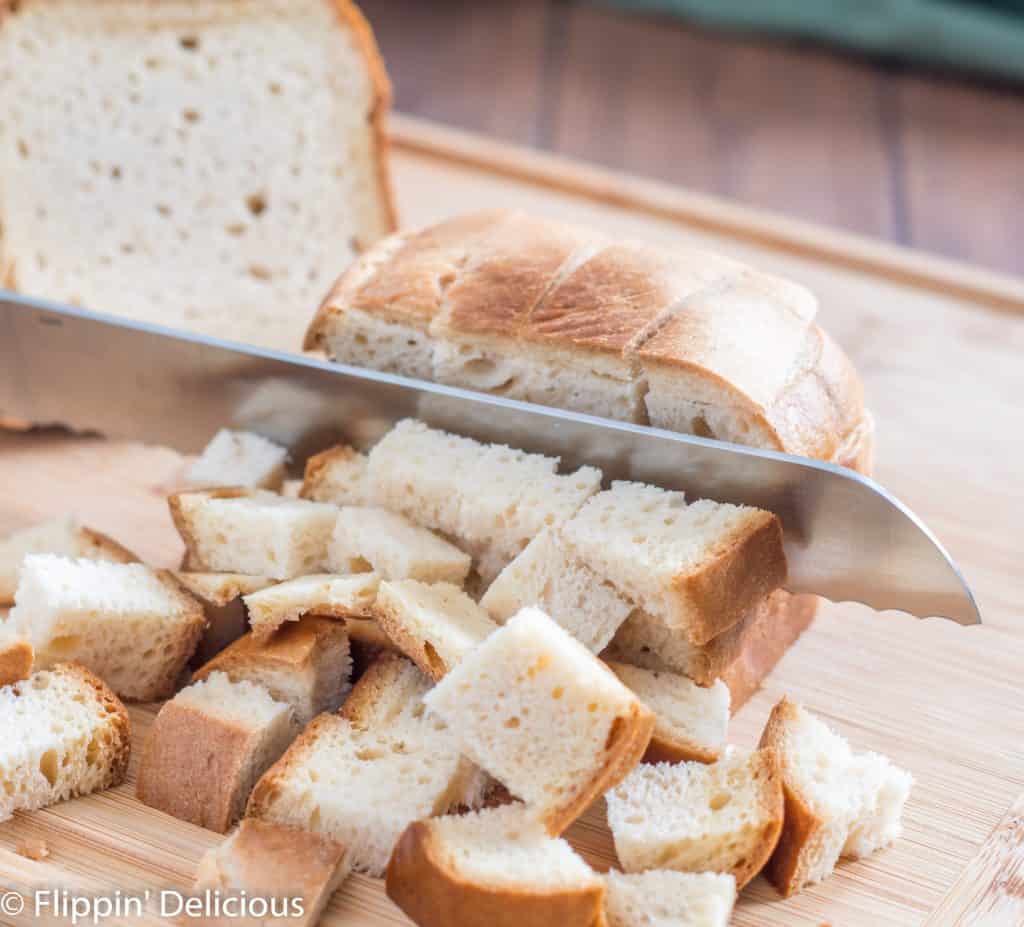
[362,0,1024,277]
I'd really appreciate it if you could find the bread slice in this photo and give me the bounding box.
[386,804,606,927]
[374,579,497,680]
[605,590,816,706]
[758,696,914,897]
[195,819,350,927]
[193,616,351,726]
[300,444,369,505]
[606,662,729,765]
[0,0,395,352]
[606,749,783,889]
[367,420,602,583]
[330,506,471,584]
[175,572,275,668]
[0,516,137,604]
[185,429,288,490]
[603,870,736,927]
[0,662,130,822]
[169,488,339,579]
[247,654,477,875]
[561,481,786,646]
[481,526,633,653]
[10,555,205,701]
[0,624,33,687]
[424,606,653,835]
[137,672,297,833]
[243,572,379,639]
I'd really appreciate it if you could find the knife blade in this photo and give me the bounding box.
[0,292,980,625]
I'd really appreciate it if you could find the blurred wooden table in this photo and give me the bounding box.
[361,0,1024,278]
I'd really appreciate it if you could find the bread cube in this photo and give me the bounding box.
[562,481,786,645]
[330,507,471,584]
[424,607,654,834]
[10,555,205,701]
[603,871,736,927]
[481,526,632,652]
[195,819,350,927]
[0,663,130,822]
[175,572,275,668]
[243,573,379,639]
[387,804,605,927]
[168,488,338,580]
[607,662,730,765]
[606,749,783,889]
[193,616,351,726]
[758,696,914,896]
[0,516,136,604]
[185,429,288,490]
[300,444,369,506]
[137,672,297,832]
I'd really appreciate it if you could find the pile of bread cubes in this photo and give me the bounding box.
[0,422,912,927]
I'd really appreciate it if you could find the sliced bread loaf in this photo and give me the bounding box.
[330,506,471,584]
[300,444,370,505]
[0,516,137,604]
[248,654,479,875]
[607,662,729,765]
[0,0,395,351]
[175,572,275,668]
[603,870,736,927]
[243,572,379,639]
[374,579,496,680]
[606,750,783,889]
[185,429,288,490]
[196,819,350,927]
[387,804,606,927]
[367,420,602,584]
[0,662,130,822]
[169,488,338,579]
[481,526,633,653]
[758,696,914,896]
[193,615,351,726]
[561,481,786,645]
[11,555,205,701]
[424,606,654,834]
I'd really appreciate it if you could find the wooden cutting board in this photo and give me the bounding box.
[1,118,1023,925]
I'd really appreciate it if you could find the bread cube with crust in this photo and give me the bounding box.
[300,444,369,506]
[603,870,736,927]
[243,573,379,639]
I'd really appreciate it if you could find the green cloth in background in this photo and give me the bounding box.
[601,0,1024,82]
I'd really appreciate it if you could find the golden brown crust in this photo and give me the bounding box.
[386,820,606,927]
[544,701,655,837]
[0,637,33,688]
[77,528,139,564]
[54,662,132,790]
[674,511,788,646]
[730,747,785,889]
[642,733,718,766]
[299,444,361,499]
[757,697,821,896]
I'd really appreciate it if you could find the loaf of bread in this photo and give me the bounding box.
[10,555,205,701]
[374,579,497,680]
[603,870,736,927]
[758,696,914,896]
[169,489,339,579]
[175,572,275,668]
[185,430,288,491]
[248,654,482,875]
[0,516,137,604]
[606,750,783,889]
[367,419,602,584]
[137,672,298,832]
[193,615,351,726]
[424,607,654,835]
[0,662,130,822]
[386,804,606,927]
[306,210,870,469]
[0,0,395,351]
[195,819,350,927]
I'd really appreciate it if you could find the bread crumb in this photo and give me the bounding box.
[17,838,49,861]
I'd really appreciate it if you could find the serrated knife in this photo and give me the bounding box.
[0,292,980,625]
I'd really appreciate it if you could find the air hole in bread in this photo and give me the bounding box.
[245,193,268,217]
[268,81,283,95]
[225,222,246,237]
[709,791,731,811]
[179,35,199,51]
[182,108,201,124]
[605,715,627,751]
[48,634,81,655]
[691,414,715,439]
[39,750,58,786]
